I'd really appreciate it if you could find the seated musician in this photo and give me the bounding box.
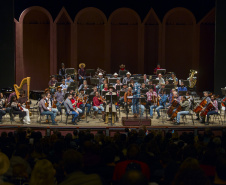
[156,73,165,92]
[141,83,148,90]
[119,84,128,106]
[92,91,105,120]
[196,91,211,120]
[78,80,87,92]
[169,72,178,86]
[166,89,177,108]
[124,87,133,114]
[65,75,74,86]
[178,81,187,92]
[78,63,86,85]
[60,79,68,92]
[98,73,104,88]
[146,87,157,109]
[54,86,64,113]
[143,74,149,84]
[113,73,120,79]
[64,94,79,125]
[201,94,218,125]
[147,80,156,92]
[45,93,58,122]
[39,94,57,125]
[100,79,108,91]
[122,72,132,85]
[153,63,161,75]
[118,64,127,76]
[18,90,31,124]
[0,92,13,122]
[158,83,166,94]
[78,89,91,116]
[59,62,66,78]
[71,93,83,121]
[105,86,117,124]
[174,96,190,125]
[48,75,58,94]
[101,84,109,96]
[114,79,122,89]
[83,85,89,94]
[150,89,167,119]
[90,86,98,95]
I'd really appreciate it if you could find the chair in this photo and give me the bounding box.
[38,107,50,125]
[181,112,195,125]
[209,111,223,125]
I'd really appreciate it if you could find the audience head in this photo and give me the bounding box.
[120,170,148,185]
[127,144,140,160]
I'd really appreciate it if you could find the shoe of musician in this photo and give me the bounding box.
[195,117,200,120]
[73,122,78,125]
[46,119,49,123]
[156,116,160,119]
[81,115,85,119]
[52,122,58,125]
[134,114,137,118]
[174,122,180,125]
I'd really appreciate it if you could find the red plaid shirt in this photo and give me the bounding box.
[146,91,157,101]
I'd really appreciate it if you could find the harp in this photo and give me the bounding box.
[14,77,31,102]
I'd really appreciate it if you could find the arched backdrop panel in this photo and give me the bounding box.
[75,8,107,70]
[163,8,196,80]
[109,8,140,74]
[22,8,51,90]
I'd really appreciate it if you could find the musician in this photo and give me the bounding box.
[201,95,219,125]
[158,83,166,94]
[71,93,83,121]
[100,79,108,91]
[174,96,190,125]
[143,74,149,84]
[196,91,211,120]
[45,93,58,122]
[154,63,161,75]
[60,79,68,92]
[10,96,26,124]
[83,85,89,94]
[78,89,91,116]
[146,87,157,109]
[18,90,31,124]
[0,92,13,121]
[169,72,178,86]
[141,83,148,90]
[8,92,16,103]
[119,64,127,76]
[147,80,156,92]
[0,106,6,124]
[101,83,109,96]
[132,81,141,118]
[39,94,58,125]
[166,89,177,108]
[105,86,117,124]
[78,80,87,92]
[59,63,66,78]
[92,92,105,120]
[98,73,104,86]
[124,87,133,114]
[78,63,86,84]
[114,79,122,90]
[90,86,98,95]
[113,73,120,79]
[156,73,165,92]
[48,75,58,93]
[64,94,79,125]
[150,90,167,119]
[65,75,74,86]
[54,86,65,113]
[178,81,187,92]
[122,72,132,85]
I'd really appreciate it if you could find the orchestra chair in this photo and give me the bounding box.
[64,107,77,125]
[181,112,195,125]
[208,110,223,125]
[38,107,50,125]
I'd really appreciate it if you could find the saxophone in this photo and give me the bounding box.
[188,69,198,88]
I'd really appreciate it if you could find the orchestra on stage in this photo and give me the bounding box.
[0,62,224,126]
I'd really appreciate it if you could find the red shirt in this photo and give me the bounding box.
[113,160,150,182]
[93,96,102,106]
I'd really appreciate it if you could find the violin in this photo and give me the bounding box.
[45,101,48,108]
[18,103,23,111]
[221,97,226,108]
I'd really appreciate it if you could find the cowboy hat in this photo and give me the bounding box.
[126,72,131,75]
[119,64,125,68]
[79,63,86,68]
[98,73,103,76]
[113,73,118,76]
[57,86,62,89]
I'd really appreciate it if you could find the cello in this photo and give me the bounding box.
[193,93,212,113]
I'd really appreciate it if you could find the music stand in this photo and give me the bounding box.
[168,80,174,84]
[85,89,92,95]
[156,69,166,75]
[141,89,149,94]
[183,80,190,87]
[116,85,123,91]
[55,82,62,87]
[138,78,144,84]
[165,84,175,89]
[106,94,118,102]
[90,78,99,85]
[88,94,95,104]
[164,88,171,95]
[86,69,95,77]
[108,78,118,84]
[221,88,226,96]
[102,90,109,97]
[65,68,75,75]
[152,79,159,85]
[119,70,127,77]
[179,91,187,96]
[120,91,126,97]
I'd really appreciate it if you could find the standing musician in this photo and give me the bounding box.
[105,86,117,124]
[150,90,167,119]
[45,93,58,123]
[54,86,65,113]
[146,87,157,109]
[48,75,58,94]
[122,72,132,85]
[154,63,161,75]
[78,89,91,116]
[78,63,86,84]
[10,96,26,124]
[39,94,58,125]
[132,81,141,118]
[201,94,219,125]
[174,96,190,125]
[196,91,211,120]
[92,91,105,120]
[64,94,79,125]
[59,63,66,78]
[18,90,31,124]
[0,92,13,121]
[119,64,127,76]
[124,87,133,114]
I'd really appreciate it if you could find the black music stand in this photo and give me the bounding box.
[116,85,123,91]
[106,94,117,126]
[86,69,95,77]
[55,82,62,87]
[141,89,149,94]
[108,78,118,84]
[120,91,126,97]
[90,78,99,85]
[179,91,187,96]
[85,89,92,95]
[119,70,127,77]
[165,88,171,95]
[156,69,166,75]
[102,90,109,97]
[165,84,175,89]
[152,79,159,85]
[138,78,144,84]
[221,88,226,96]
[183,80,190,87]
[65,68,75,75]
[168,80,174,84]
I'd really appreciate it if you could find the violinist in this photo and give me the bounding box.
[78,80,88,92]
[54,86,64,113]
[174,96,190,125]
[18,90,31,124]
[45,93,58,122]
[10,96,26,124]
[78,89,91,116]
[105,86,117,124]
[196,91,211,120]
[39,94,57,125]
[150,89,167,119]
[48,75,58,94]
[201,94,218,125]
[92,92,105,120]
[65,75,74,86]
[147,80,156,92]
[0,92,13,122]
[90,86,98,95]
[71,93,83,121]
[60,79,68,93]
[124,87,133,114]
[146,87,157,109]
[64,94,79,125]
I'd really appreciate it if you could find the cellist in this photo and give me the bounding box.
[200,94,218,125]
[196,91,211,120]
[174,96,190,125]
